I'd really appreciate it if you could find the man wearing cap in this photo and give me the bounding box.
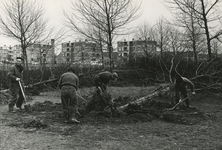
[58,67,80,124]
[94,71,118,92]
[7,57,25,112]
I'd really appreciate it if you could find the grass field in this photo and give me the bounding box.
[0,85,222,150]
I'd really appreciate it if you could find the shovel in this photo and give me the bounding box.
[18,80,32,113]
[165,93,193,111]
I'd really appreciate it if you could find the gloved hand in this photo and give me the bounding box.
[192,92,196,95]
[16,78,21,81]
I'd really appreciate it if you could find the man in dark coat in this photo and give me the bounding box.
[173,70,195,108]
[58,67,80,124]
[94,71,118,92]
[7,57,25,112]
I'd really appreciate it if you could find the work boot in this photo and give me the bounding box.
[17,106,25,110]
[70,118,80,124]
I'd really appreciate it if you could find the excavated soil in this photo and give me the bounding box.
[3,91,207,128]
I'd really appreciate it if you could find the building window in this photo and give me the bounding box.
[66,58,70,62]
[67,43,69,47]
[67,53,70,56]
[124,47,127,51]
[124,53,127,56]
[130,41,133,46]
[67,48,69,52]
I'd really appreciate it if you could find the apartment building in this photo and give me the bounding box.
[10,39,55,66]
[57,40,101,65]
[0,45,21,63]
[117,38,157,62]
[0,46,10,62]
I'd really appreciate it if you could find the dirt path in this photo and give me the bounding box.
[0,89,222,150]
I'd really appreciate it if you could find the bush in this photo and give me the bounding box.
[2,56,222,90]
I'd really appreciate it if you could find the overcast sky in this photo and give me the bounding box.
[0,0,172,47]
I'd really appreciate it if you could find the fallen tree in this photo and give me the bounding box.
[117,84,172,111]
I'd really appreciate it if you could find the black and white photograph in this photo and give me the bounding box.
[0,0,222,149]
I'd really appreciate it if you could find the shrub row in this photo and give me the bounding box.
[1,56,222,90]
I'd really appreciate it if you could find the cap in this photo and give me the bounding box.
[16,57,24,61]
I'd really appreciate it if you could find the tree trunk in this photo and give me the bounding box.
[117,84,172,111]
[200,0,212,61]
[22,47,29,71]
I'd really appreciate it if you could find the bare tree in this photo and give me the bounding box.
[0,0,54,70]
[152,17,172,59]
[63,0,141,71]
[77,24,107,68]
[134,21,157,57]
[174,5,200,63]
[164,0,222,61]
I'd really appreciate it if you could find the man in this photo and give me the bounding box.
[94,71,118,92]
[173,70,195,108]
[58,67,80,124]
[7,57,25,112]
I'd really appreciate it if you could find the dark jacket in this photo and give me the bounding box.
[94,71,115,86]
[175,77,194,92]
[7,64,23,89]
[58,72,79,90]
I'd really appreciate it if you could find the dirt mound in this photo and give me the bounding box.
[84,92,113,115]
[32,101,62,112]
[26,92,207,125]
[8,119,48,129]
[114,96,206,125]
[23,119,48,129]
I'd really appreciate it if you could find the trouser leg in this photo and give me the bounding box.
[16,89,24,108]
[181,87,190,107]
[101,83,107,92]
[9,88,19,108]
[175,85,180,104]
[70,90,78,118]
[182,93,189,107]
[61,86,80,123]
[61,95,70,121]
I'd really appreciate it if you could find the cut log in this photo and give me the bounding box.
[117,84,172,111]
